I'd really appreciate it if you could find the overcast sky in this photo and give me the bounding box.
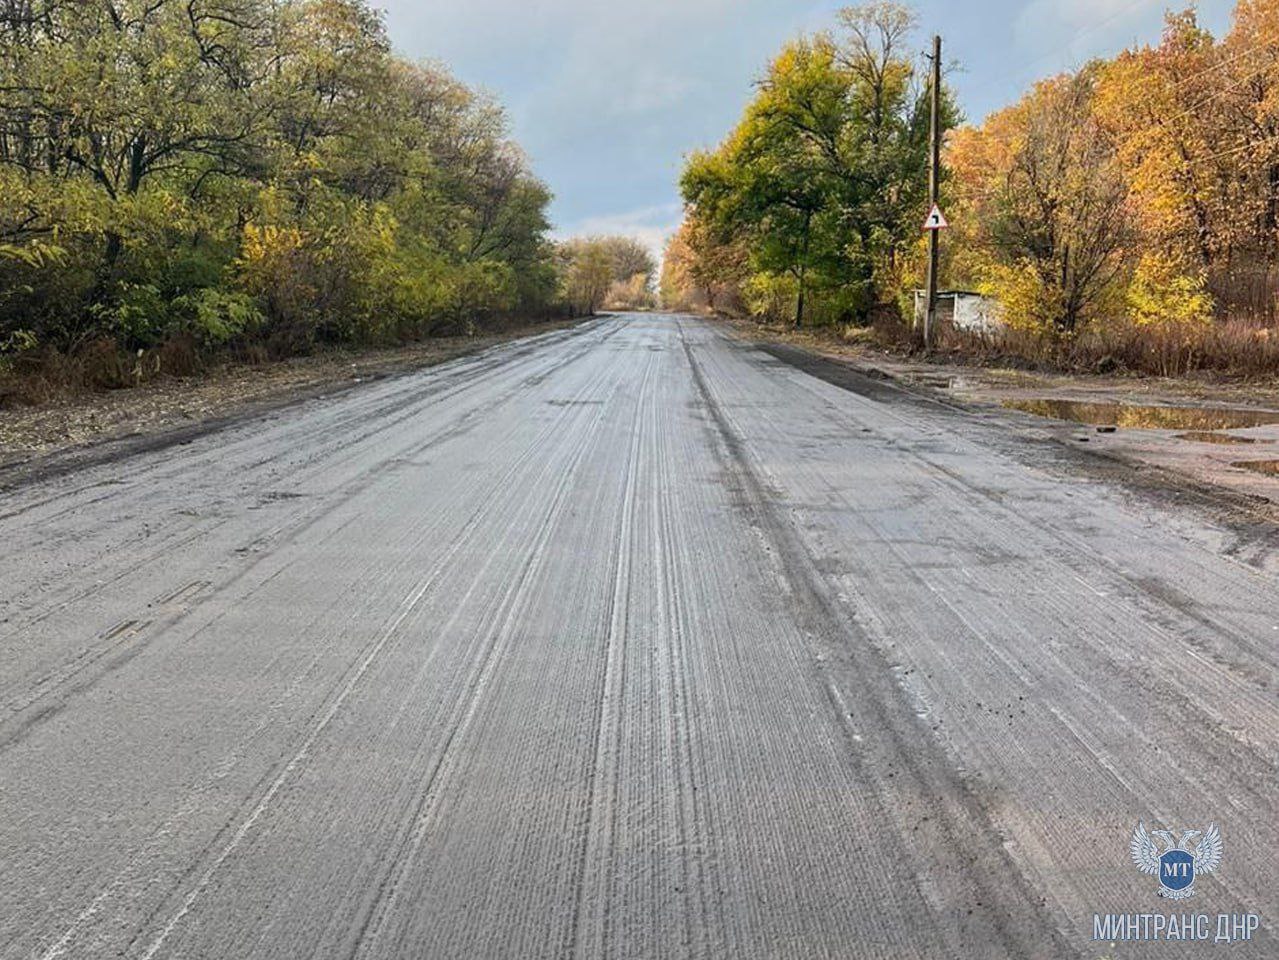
[377,0,1236,257]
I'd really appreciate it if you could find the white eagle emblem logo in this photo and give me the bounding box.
[1131,822,1223,899]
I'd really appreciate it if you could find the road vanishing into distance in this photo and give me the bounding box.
[2,313,1276,959]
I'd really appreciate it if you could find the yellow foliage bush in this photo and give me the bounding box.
[236,222,315,342]
[1126,254,1213,327]
[977,262,1063,334]
[237,224,307,289]
[743,272,798,324]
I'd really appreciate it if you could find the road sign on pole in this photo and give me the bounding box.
[922,34,943,351]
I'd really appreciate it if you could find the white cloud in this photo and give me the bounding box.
[372,0,1239,242]
[553,202,684,265]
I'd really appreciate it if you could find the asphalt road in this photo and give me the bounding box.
[2,314,1275,959]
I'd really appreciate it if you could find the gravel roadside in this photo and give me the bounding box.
[715,314,1279,519]
[0,318,585,484]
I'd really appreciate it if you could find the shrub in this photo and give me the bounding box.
[978,262,1065,334]
[97,284,173,347]
[1126,254,1214,328]
[173,289,264,345]
[743,272,799,324]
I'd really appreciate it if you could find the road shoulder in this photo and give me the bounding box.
[710,315,1279,568]
[0,318,590,490]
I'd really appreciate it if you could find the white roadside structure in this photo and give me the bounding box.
[913,290,1003,335]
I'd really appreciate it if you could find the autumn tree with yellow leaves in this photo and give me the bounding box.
[947,67,1135,333]
[950,1,1279,344]
[672,1,1279,372]
[1092,3,1279,322]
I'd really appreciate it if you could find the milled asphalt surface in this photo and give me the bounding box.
[1,313,1275,958]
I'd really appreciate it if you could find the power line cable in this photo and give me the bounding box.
[1124,56,1277,133]
[984,0,1164,92]
[1167,43,1268,90]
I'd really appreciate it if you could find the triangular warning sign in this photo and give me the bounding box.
[922,204,949,231]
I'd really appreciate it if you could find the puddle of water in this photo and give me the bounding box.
[1175,431,1273,445]
[915,376,955,389]
[1003,398,1279,430]
[1234,460,1279,476]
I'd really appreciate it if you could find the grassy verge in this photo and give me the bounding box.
[711,308,1279,383]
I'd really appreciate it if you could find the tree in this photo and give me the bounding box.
[683,35,850,327]
[599,237,657,310]
[950,68,1133,333]
[598,236,656,287]
[555,235,657,314]
[0,0,562,360]
[678,3,955,327]
[1093,6,1279,320]
[660,209,749,313]
[558,238,614,315]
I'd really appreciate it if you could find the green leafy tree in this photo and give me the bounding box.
[679,3,957,327]
[0,0,562,369]
[557,237,616,316]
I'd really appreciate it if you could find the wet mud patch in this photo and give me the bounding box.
[1003,398,1279,431]
[1176,431,1272,445]
[755,342,960,412]
[1234,460,1279,477]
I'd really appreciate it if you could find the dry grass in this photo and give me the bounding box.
[873,313,1279,380]
[0,335,214,407]
[0,312,575,410]
[1073,320,1279,377]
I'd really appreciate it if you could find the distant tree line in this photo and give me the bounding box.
[557,235,657,315]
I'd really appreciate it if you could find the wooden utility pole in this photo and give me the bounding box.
[923,34,942,351]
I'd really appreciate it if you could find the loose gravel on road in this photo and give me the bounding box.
[1,314,1275,958]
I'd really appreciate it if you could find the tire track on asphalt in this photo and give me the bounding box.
[564,351,653,960]
[31,328,625,960]
[651,365,715,957]
[678,324,1073,959]
[348,357,642,960]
